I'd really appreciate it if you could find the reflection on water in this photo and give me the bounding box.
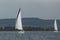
[0,31,60,40]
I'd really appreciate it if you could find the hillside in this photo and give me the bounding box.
[0,18,60,31]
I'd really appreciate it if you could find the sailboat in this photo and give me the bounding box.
[15,8,24,33]
[54,19,58,32]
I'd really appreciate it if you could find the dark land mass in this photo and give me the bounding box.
[0,27,54,31]
[0,18,60,31]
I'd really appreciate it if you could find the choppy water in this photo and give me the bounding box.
[0,31,60,40]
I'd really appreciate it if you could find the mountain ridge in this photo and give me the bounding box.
[0,18,60,31]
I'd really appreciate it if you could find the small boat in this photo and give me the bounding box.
[15,8,24,33]
[54,19,58,32]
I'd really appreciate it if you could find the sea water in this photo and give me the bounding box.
[0,31,60,40]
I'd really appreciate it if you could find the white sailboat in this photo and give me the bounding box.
[54,19,58,32]
[15,8,24,33]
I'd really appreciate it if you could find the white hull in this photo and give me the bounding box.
[18,31,25,34]
[54,30,58,32]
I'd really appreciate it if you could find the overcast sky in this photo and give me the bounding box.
[0,0,60,19]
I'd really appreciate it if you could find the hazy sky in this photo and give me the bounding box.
[0,0,60,19]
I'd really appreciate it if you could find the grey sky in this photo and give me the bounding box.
[0,0,60,19]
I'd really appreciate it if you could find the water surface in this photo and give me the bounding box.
[0,31,60,40]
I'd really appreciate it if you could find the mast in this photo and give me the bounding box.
[15,8,23,30]
[54,19,58,32]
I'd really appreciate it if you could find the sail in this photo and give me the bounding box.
[15,8,23,30]
[54,19,58,32]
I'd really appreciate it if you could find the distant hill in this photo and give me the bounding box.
[0,18,60,31]
[22,18,54,28]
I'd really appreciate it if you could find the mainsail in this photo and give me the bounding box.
[15,8,23,31]
[54,19,58,32]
